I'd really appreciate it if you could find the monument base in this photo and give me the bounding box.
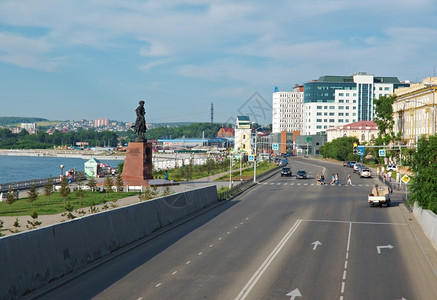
[122,141,153,186]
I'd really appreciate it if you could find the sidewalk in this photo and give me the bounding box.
[0,173,231,237]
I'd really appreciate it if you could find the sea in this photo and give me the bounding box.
[0,156,123,184]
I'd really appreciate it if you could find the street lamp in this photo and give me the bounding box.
[59,164,64,180]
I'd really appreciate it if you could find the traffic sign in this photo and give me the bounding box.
[357,145,365,155]
[306,137,312,142]
[272,143,279,150]
[379,149,386,157]
[248,155,255,162]
[401,175,410,184]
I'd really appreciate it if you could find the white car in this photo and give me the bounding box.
[353,162,363,172]
[386,165,397,172]
[360,168,372,178]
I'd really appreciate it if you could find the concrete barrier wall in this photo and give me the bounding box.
[413,202,437,250]
[0,185,217,300]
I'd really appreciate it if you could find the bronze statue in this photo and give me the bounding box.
[132,100,147,141]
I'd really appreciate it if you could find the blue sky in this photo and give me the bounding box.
[1,0,437,125]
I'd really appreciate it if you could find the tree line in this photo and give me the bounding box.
[0,122,235,149]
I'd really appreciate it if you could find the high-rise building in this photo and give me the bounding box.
[302,72,409,135]
[94,118,109,127]
[272,84,304,133]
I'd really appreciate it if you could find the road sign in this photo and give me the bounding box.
[306,137,312,142]
[401,174,410,184]
[248,155,255,162]
[272,143,279,150]
[357,145,365,155]
[379,149,386,157]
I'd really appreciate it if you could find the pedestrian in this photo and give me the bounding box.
[347,173,352,186]
[165,171,169,181]
[321,174,325,185]
[335,173,339,185]
[331,173,335,185]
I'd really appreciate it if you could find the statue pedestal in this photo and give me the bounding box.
[122,141,153,186]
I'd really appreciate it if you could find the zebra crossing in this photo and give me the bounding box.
[260,181,373,187]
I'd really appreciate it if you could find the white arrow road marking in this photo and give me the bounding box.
[377,244,394,254]
[312,241,322,250]
[235,220,302,300]
[286,288,302,300]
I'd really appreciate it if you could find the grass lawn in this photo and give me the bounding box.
[215,161,277,181]
[0,191,139,217]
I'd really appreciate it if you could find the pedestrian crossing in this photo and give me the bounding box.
[260,181,373,187]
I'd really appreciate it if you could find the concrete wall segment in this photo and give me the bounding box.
[0,185,217,300]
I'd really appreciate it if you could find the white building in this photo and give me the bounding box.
[272,85,304,133]
[302,73,408,135]
[326,121,378,143]
[234,116,252,153]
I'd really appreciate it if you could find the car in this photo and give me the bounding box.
[360,168,372,178]
[386,165,397,172]
[348,161,356,168]
[356,164,366,174]
[296,170,307,179]
[343,161,350,167]
[281,167,292,177]
[353,162,363,172]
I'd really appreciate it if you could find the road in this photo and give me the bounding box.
[31,158,437,300]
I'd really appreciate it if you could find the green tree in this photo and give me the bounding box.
[43,177,54,203]
[104,176,114,197]
[27,182,39,206]
[408,134,437,213]
[320,136,359,161]
[59,176,70,204]
[5,186,17,211]
[87,177,97,192]
[373,94,397,144]
[115,173,123,193]
[75,186,86,207]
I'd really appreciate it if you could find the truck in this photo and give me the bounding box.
[368,185,391,207]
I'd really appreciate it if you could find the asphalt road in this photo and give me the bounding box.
[31,158,437,300]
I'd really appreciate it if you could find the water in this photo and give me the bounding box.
[0,156,123,184]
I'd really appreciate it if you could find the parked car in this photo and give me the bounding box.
[386,165,397,172]
[296,170,307,179]
[348,161,356,168]
[353,162,363,172]
[343,161,350,167]
[281,167,292,177]
[360,168,372,178]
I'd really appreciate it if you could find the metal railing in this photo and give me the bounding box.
[217,166,280,201]
[0,172,86,193]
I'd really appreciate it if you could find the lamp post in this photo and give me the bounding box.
[253,133,258,183]
[60,164,64,181]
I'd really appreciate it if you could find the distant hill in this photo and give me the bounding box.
[0,117,49,126]
[151,122,192,127]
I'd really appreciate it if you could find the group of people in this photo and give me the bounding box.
[316,172,353,186]
[316,172,325,185]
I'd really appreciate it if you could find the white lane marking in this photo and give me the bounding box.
[343,270,347,280]
[341,282,345,293]
[198,252,203,255]
[155,283,162,288]
[186,261,191,265]
[218,237,223,240]
[209,244,213,248]
[172,271,178,275]
[235,219,302,300]
[344,261,348,269]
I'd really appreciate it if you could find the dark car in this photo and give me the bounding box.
[281,167,292,177]
[296,170,307,179]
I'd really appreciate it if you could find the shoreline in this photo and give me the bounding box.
[0,149,125,161]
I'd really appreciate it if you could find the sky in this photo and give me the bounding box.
[1,0,437,125]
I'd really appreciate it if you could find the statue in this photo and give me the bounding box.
[132,100,147,142]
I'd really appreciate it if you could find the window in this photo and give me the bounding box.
[339,93,344,96]
[317,106,322,109]
[339,113,344,116]
[339,106,344,109]
[329,119,335,122]
[329,106,335,109]
[329,112,334,116]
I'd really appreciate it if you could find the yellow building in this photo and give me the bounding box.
[393,77,437,144]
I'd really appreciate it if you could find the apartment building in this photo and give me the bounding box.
[272,85,304,133]
[302,72,409,135]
